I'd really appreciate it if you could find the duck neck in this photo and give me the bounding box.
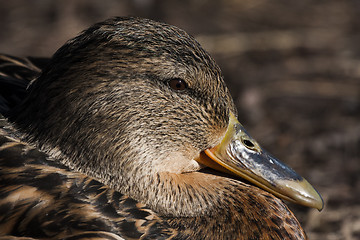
[114,169,264,218]
[136,172,226,217]
[117,170,306,239]
[114,171,222,217]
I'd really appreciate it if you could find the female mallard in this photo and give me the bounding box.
[0,17,323,239]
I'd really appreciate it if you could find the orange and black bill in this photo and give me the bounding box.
[198,113,324,211]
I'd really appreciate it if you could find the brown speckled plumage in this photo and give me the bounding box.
[0,17,316,239]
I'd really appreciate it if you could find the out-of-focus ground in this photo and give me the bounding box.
[0,1,359,239]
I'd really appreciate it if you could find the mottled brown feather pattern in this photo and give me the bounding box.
[0,125,305,239]
[0,124,176,239]
[0,17,307,239]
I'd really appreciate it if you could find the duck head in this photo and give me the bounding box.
[11,17,323,217]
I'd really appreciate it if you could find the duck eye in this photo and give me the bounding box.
[168,78,187,91]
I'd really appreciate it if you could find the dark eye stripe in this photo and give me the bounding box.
[168,78,187,91]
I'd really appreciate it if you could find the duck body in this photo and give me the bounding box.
[0,122,174,239]
[0,17,322,239]
[0,121,303,239]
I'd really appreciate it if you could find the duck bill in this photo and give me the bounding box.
[197,113,324,210]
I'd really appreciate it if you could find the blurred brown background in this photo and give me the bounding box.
[0,1,359,239]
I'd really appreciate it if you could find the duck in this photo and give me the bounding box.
[0,17,323,239]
